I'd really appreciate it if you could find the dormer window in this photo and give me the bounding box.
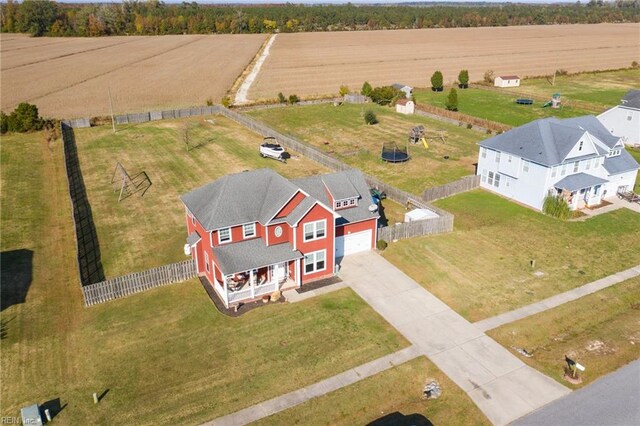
[335,197,358,210]
[607,149,621,158]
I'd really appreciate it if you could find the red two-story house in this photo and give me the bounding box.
[181,168,379,308]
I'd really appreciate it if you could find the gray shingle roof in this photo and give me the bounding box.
[603,150,640,175]
[181,169,300,230]
[293,169,379,225]
[621,89,640,109]
[285,197,317,226]
[479,116,620,166]
[212,238,302,275]
[554,173,608,192]
[186,232,201,246]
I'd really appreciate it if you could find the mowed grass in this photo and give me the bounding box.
[413,86,592,127]
[248,103,481,193]
[254,356,490,426]
[488,277,640,389]
[503,69,640,110]
[1,132,408,424]
[382,190,640,322]
[75,115,328,277]
[629,148,640,188]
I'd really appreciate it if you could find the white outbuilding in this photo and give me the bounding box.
[396,98,415,115]
[494,75,521,88]
[404,208,439,223]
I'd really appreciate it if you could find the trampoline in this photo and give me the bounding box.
[516,99,534,105]
[381,141,410,163]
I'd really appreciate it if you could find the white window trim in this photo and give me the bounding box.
[218,227,232,244]
[205,251,210,273]
[495,152,501,163]
[494,173,501,188]
[523,160,530,173]
[243,223,256,238]
[303,219,327,242]
[481,147,487,158]
[303,250,326,275]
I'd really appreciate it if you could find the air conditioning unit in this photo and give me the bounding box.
[183,244,191,256]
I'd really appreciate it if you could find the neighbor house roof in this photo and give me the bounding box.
[603,150,640,175]
[293,169,379,225]
[554,173,608,192]
[392,83,412,90]
[498,75,519,80]
[621,89,640,109]
[181,169,300,231]
[212,238,302,275]
[479,116,620,167]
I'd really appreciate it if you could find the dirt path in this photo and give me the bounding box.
[235,34,277,105]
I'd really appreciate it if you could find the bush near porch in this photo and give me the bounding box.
[1,130,408,425]
[382,190,640,322]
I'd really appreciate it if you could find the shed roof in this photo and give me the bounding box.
[497,75,520,80]
[554,173,608,192]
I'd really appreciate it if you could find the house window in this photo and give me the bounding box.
[304,250,326,274]
[191,215,196,225]
[585,159,591,170]
[628,113,633,121]
[349,198,356,206]
[481,148,487,158]
[523,160,530,173]
[494,173,501,188]
[204,251,210,273]
[304,220,326,241]
[488,171,494,186]
[243,223,256,238]
[573,162,579,173]
[578,141,584,151]
[551,166,557,178]
[508,155,512,163]
[481,169,487,183]
[594,185,601,195]
[561,164,567,176]
[495,152,501,163]
[218,227,231,244]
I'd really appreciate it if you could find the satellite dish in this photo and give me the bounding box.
[368,204,378,213]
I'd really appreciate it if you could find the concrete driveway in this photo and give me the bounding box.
[340,252,570,426]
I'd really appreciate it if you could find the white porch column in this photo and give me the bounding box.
[223,275,229,308]
[295,258,301,288]
[250,271,255,298]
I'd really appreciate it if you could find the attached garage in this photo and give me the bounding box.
[335,230,372,257]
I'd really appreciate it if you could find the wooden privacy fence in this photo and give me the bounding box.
[415,103,511,133]
[378,215,454,242]
[422,175,480,202]
[82,259,197,306]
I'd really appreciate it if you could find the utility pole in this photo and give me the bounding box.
[108,87,116,133]
[551,69,557,86]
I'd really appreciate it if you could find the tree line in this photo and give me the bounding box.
[1,0,638,37]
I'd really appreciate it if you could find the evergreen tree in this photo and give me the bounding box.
[361,81,373,97]
[458,69,469,88]
[431,71,444,91]
[445,88,458,111]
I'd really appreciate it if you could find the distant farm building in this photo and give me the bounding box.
[598,89,640,147]
[344,93,369,104]
[396,98,415,115]
[494,75,521,88]
[392,83,413,99]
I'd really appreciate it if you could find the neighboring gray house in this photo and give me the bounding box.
[392,83,413,99]
[598,89,640,147]
[477,116,639,211]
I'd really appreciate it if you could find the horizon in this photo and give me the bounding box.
[45,1,588,5]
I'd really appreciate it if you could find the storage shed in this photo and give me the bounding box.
[404,208,439,222]
[396,98,415,115]
[494,75,521,88]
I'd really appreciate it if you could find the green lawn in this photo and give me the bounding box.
[255,356,490,426]
[382,190,640,322]
[75,116,328,277]
[629,147,640,189]
[248,103,481,194]
[413,87,591,127]
[504,69,640,110]
[1,131,408,425]
[488,277,640,389]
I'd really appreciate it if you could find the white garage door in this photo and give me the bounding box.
[335,230,372,257]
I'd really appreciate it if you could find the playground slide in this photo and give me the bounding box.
[542,101,552,108]
[421,137,429,149]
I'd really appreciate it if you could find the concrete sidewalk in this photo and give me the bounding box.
[205,345,421,426]
[340,252,570,426]
[475,264,640,332]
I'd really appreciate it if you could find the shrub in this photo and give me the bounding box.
[542,195,571,220]
[486,129,492,134]
[277,92,286,103]
[339,85,350,96]
[288,94,299,104]
[484,70,495,83]
[376,239,388,250]
[206,98,214,106]
[445,88,458,111]
[370,86,401,105]
[0,112,8,134]
[361,81,373,97]
[466,123,473,129]
[364,110,378,125]
[221,96,231,108]
[458,69,469,87]
[6,102,43,133]
[430,71,443,91]
[555,69,569,76]
[632,61,639,69]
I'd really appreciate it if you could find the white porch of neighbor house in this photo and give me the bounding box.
[554,173,609,211]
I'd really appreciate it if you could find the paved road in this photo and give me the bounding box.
[513,360,640,426]
[340,252,570,426]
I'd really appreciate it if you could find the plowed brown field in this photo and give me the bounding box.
[1,33,267,118]
[249,23,640,100]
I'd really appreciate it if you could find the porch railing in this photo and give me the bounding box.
[227,281,279,304]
